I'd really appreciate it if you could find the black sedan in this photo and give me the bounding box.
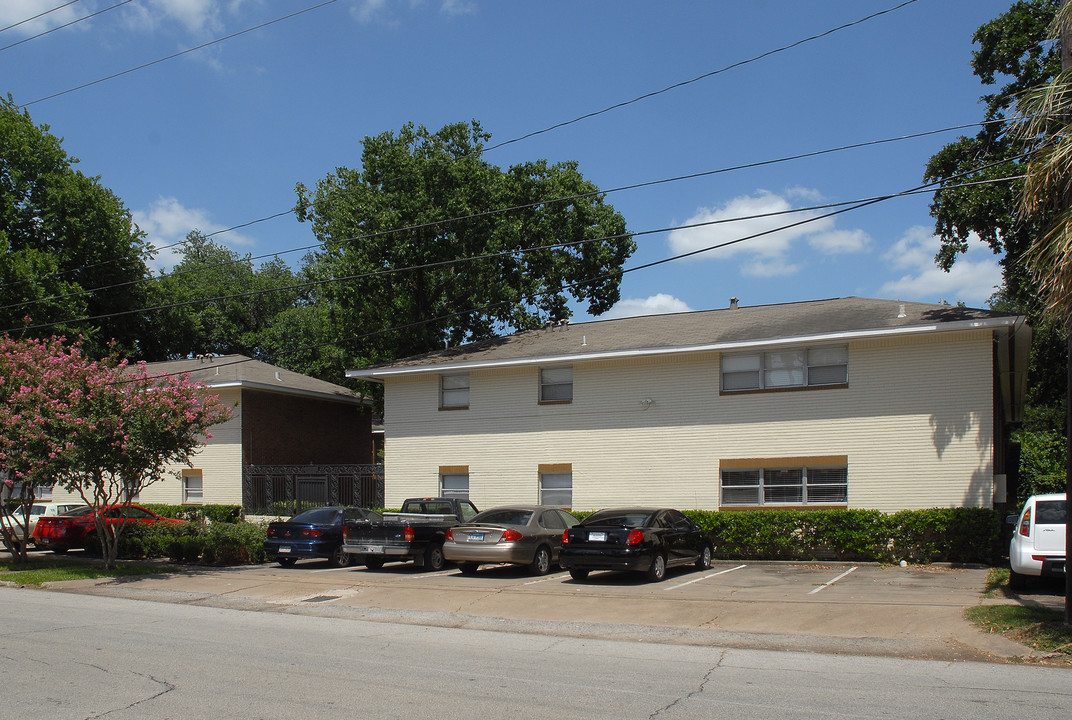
[558,508,712,582]
[265,506,381,568]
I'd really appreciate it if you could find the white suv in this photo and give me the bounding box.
[1008,493,1066,590]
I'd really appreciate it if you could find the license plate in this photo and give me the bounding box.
[358,546,383,554]
[279,546,291,554]
[467,533,484,542]
[588,531,607,542]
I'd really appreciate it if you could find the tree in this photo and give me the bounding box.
[924,0,1065,407]
[0,335,87,561]
[294,121,635,384]
[1007,0,1072,625]
[0,335,231,568]
[0,97,154,359]
[144,231,301,361]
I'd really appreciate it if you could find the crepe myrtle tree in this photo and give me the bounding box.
[0,335,88,561]
[0,335,231,567]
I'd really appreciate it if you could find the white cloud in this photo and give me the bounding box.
[134,197,254,272]
[878,226,1002,306]
[352,0,476,24]
[666,189,867,278]
[601,294,693,320]
[122,0,223,34]
[441,0,477,16]
[0,0,87,36]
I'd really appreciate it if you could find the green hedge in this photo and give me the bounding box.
[683,507,1001,564]
[113,520,266,565]
[140,504,243,524]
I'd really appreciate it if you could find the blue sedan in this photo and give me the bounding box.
[265,506,382,568]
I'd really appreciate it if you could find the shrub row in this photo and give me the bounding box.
[113,520,267,565]
[683,507,1002,564]
[139,504,243,524]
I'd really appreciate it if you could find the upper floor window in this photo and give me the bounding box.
[721,345,847,392]
[440,373,470,409]
[540,366,573,403]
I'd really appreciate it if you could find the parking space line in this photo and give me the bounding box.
[663,563,747,591]
[310,566,363,574]
[808,566,857,594]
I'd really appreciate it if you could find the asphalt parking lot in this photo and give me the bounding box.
[31,556,1048,662]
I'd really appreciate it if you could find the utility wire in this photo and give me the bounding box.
[4,171,1024,338]
[484,0,921,153]
[8,0,928,288]
[0,1,132,53]
[0,0,82,33]
[0,120,996,314]
[20,0,339,104]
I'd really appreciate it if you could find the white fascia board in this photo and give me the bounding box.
[196,379,367,405]
[346,316,1020,381]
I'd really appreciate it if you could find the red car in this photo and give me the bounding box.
[32,504,185,553]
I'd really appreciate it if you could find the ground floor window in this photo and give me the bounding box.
[539,463,573,507]
[439,465,470,499]
[720,458,847,506]
[182,470,204,504]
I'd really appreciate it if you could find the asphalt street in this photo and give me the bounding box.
[2,587,1069,720]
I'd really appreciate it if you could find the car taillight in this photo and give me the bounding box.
[1019,507,1031,537]
[343,528,348,539]
[267,528,277,537]
[301,529,322,537]
[404,527,414,542]
[562,530,570,544]
[626,529,644,546]
[445,529,455,541]
[499,529,522,542]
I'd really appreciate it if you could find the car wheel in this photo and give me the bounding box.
[529,546,552,576]
[696,544,713,570]
[363,557,385,570]
[569,568,590,581]
[459,562,480,575]
[1009,568,1029,591]
[277,557,298,567]
[646,553,667,582]
[328,544,351,568]
[424,544,446,571]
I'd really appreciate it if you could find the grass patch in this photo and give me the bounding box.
[982,566,1010,597]
[967,604,1072,659]
[0,559,170,586]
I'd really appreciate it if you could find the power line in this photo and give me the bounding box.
[484,0,921,153]
[0,1,133,53]
[0,0,82,34]
[20,0,339,105]
[0,120,995,315]
[3,171,1023,338]
[7,0,929,290]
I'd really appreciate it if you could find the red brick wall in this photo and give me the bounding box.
[240,390,374,465]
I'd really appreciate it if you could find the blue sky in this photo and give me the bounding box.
[2,0,1019,321]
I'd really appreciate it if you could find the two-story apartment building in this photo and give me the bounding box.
[347,297,1030,513]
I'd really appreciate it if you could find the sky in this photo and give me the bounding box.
[1,0,1024,322]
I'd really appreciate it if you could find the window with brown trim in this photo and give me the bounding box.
[720,462,847,506]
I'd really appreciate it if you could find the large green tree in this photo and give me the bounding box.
[294,120,635,379]
[0,97,153,358]
[144,231,302,361]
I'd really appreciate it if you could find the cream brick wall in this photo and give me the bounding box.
[48,388,244,507]
[383,331,995,513]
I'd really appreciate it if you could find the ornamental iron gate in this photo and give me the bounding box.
[243,464,384,515]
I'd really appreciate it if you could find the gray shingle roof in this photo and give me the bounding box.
[145,354,366,404]
[347,296,1025,379]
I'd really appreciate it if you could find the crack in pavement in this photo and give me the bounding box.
[85,672,175,719]
[648,651,725,719]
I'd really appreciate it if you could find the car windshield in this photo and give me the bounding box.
[1035,500,1067,525]
[290,507,340,524]
[59,506,92,516]
[474,510,533,525]
[585,511,654,528]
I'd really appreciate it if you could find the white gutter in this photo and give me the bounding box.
[347,315,1020,381]
[195,380,368,404]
